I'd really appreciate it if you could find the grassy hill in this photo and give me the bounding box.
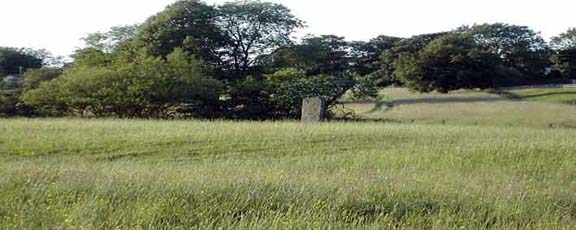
[345,87,576,128]
[1,119,575,229]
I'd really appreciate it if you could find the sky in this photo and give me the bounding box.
[1,0,575,58]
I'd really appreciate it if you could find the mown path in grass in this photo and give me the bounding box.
[1,119,575,229]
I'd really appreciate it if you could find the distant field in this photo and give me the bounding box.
[508,87,576,105]
[1,119,575,229]
[345,87,576,128]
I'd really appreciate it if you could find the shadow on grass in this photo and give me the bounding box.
[363,96,510,115]
[392,96,509,105]
[516,91,576,102]
[496,90,576,104]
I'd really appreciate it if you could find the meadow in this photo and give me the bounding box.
[346,87,576,128]
[1,87,576,229]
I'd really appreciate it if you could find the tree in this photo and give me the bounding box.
[350,35,402,76]
[0,47,44,76]
[374,32,449,87]
[460,23,551,79]
[216,1,304,79]
[23,49,223,118]
[262,35,359,117]
[394,33,517,93]
[266,35,351,76]
[82,25,138,53]
[21,68,63,93]
[71,48,112,67]
[551,28,576,50]
[551,28,576,78]
[134,0,226,67]
[267,68,355,117]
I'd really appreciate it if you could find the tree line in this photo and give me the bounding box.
[1,0,576,119]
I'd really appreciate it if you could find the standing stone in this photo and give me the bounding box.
[301,97,326,122]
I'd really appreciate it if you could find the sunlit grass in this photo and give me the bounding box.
[508,87,576,105]
[1,119,575,229]
[346,87,576,128]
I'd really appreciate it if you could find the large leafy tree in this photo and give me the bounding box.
[23,49,222,118]
[82,25,138,53]
[460,23,551,79]
[394,33,520,93]
[134,0,225,65]
[0,47,44,77]
[375,32,449,87]
[551,28,576,78]
[216,1,304,79]
[269,35,350,76]
[263,35,358,117]
[551,28,576,50]
[21,68,63,93]
[350,35,402,76]
[213,0,304,118]
[133,0,303,80]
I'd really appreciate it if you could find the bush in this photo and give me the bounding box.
[22,49,223,118]
[266,68,355,118]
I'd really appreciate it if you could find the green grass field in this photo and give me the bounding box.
[1,87,576,229]
[1,119,575,229]
[508,87,576,105]
[346,87,576,128]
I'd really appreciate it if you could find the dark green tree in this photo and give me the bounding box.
[262,35,358,117]
[551,28,576,50]
[0,47,44,77]
[350,35,402,76]
[133,0,226,68]
[23,49,222,118]
[459,23,551,80]
[21,68,63,93]
[551,28,576,79]
[375,32,449,87]
[394,33,519,93]
[216,1,304,79]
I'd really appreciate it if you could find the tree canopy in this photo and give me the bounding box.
[0,47,44,76]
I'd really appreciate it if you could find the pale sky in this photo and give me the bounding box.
[1,0,574,58]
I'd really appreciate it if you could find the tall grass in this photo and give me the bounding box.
[1,119,575,229]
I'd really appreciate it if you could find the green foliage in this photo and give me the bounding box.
[461,23,551,79]
[392,24,558,93]
[134,0,224,64]
[551,28,576,78]
[395,34,504,92]
[0,47,44,76]
[226,76,272,119]
[217,0,304,79]
[82,25,138,53]
[20,78,69,116]
[551,28,576,50]
[268,35,350,76]
[373,32,449,87]
[262,35,367,117]
[0,90,19,116]
[266,68,354,116]
[21,68,62,92]
[71,48,111,67]
[351,36,402,75]
[22,49,222,118]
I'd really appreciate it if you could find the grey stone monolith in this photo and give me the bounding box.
[301,97,326,122]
